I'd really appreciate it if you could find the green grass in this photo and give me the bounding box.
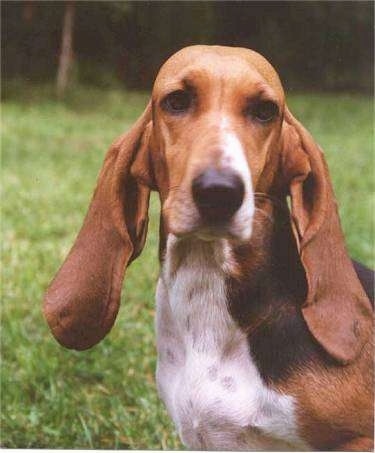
[1,83,374,448]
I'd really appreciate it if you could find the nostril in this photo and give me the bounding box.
[193,180,239,207]
[192,168,245,221]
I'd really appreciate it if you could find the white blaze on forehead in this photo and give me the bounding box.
[219,117,254,240]
[219,116,251,188]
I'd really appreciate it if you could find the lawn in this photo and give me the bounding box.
[1,83,373,448]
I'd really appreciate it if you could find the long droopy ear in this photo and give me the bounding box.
[282,107,372,364]
[43,104,153,350]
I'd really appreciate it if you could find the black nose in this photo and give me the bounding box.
[192,168,245,222]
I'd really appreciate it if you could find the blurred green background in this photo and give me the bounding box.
[1,1,374,449]
[2,1,374,92]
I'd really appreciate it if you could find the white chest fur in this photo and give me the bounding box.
[155,236,307,451]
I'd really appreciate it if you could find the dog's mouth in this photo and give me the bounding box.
[164,167,254,242]
[166,202,254,243]
[194,225,247,242]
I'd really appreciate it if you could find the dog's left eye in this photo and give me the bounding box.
[247,100,279,123]
[162,90,192,114]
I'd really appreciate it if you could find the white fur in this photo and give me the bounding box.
[155,235,309,451]
[219,118,254,241]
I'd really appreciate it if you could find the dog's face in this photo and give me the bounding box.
[149,46,285,242]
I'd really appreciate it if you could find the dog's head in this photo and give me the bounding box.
[44,46,372,363]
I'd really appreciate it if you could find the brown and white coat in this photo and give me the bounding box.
[44,46,374,451]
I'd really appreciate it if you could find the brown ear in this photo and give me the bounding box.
[43,104,153,350]
[282,107,373,364]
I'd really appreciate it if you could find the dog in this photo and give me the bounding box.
[43,45,374,451]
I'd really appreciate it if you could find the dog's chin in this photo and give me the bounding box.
[170,218,253,244]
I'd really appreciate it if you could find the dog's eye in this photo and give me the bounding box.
[249,100,279,123]
[162,90,192,114]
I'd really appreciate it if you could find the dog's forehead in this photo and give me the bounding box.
[154,45,284,98]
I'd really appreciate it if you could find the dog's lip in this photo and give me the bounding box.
[165,197,253,242]
[195,226,230,241]
[171,221,250,242]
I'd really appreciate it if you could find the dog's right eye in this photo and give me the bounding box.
[162,90,192,114]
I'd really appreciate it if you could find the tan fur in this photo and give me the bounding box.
[43,46,373,450]
[278,339,374,450]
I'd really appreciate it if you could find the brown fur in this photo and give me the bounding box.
[226,199,374,450]
[43,46,374,450]
[279,343,374,450]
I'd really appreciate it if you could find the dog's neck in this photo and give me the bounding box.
[160,198,323,382]
[228,198,307,329]
[156,202,310,449]
[162,235,240,354]
[161,195,300,292]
